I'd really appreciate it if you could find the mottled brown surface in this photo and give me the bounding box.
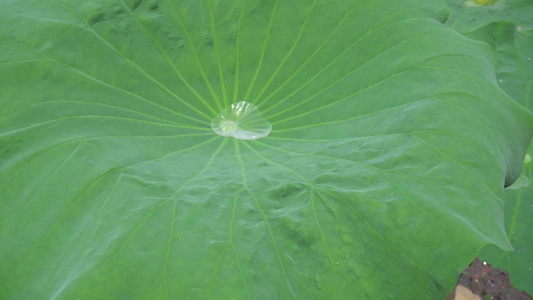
[454,258,532,300]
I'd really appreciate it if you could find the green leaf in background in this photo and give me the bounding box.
[479,153,533,296]
[1,0,532,298]
[446,0,533,294]
[446,0,533,108]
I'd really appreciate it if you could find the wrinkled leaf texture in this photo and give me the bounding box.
[1,0,532,299]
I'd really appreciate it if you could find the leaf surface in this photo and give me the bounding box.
[1,0,532,298]
[446,0,533,294]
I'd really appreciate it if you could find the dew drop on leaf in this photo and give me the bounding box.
[211,101,272,140]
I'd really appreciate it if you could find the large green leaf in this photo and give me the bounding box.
[446,0,533,108]
[1,0,532,298]
[446,0,533,294]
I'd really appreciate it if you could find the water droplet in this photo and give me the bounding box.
[211,101,272,140]
[499,79,503,82]
[528,57,532,61]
